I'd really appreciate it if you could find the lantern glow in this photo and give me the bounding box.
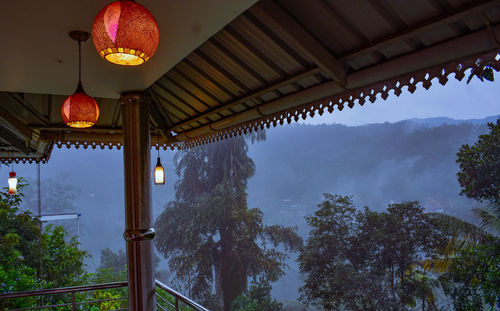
[8,172,17,195]
[92,1,159,66]
[154,157,165,185]
[62,31,99,128]
[62,89,100,128]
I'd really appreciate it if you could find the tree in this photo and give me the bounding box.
[23,174,81,214]
[298,194,450,311]
[439,237,500,310]
[231,278,284,311]
[155,135,303,310]
[0,178,90,309]
[456,119,500,204]
[41,225,89,288]
[99,248,127,274]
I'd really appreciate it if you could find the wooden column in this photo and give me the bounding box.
[120,91,156,311]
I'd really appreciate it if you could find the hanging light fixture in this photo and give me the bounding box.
[8,172,17,195]
[92,0,160,66]
[8,157,17,195]
[154,133,165,185]
[61,31,100,128]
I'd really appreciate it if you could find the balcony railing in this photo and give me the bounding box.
[0,280,209,311]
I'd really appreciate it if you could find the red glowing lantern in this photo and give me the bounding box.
[61,85,100,128]
[92,0,160,66]
[61,31,99,128]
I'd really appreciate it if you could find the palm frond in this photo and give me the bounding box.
[473,204,500,236]
[428,213,485,242]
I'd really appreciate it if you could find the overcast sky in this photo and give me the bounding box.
[302,75,500,126]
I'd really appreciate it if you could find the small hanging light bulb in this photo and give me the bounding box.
[8,172,17,195]
[154,133,165,185]
[154,157,165,185]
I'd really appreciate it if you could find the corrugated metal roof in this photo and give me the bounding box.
[1,0,500,161]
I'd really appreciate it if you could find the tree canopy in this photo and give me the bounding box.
[0,179,89,309]
[155,135,303,310]
[297,194,454,311]
[456,119,500,204]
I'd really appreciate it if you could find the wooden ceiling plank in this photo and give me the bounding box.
[340,0,500,61]
[195,49,254,95]
[365,0,423,51]
[0,123,31,155]
[147,89,174,129]
[183,57,256,109]
[252,0,347,86]
[147,90,175,139]
[6,92,49,126]
[153,82,202,115]
[161,76,213,112]
[171,67,321,131]
[0,105,33,139]
[243,12,311,69]
[170,68,239,116]
[151,85,204,128]
[225,26,288,76]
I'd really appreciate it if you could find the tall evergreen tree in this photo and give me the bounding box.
[155,135,303,310]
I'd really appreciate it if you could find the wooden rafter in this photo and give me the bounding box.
[6,92,49,126]
[0,105,33,139]
[0,123,31,155]
[171,67,322,131]
[340,0,500,61]
[251,0,347,86]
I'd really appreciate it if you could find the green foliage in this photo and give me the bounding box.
[98,248,127,279]
[231,279,284,311]
[155,135,302,310]
[85,290,125,311]
[457,119,500,204]
[0,179,91,309]
[298,194,451,311]
[41,225,89,288]
[439,238,500,310]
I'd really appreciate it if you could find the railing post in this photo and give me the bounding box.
[71,292,76,311]
[175,297,179,311]
[121,92,156,311]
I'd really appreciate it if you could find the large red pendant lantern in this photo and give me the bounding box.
[61,31,100,128]
[92,0,159,66]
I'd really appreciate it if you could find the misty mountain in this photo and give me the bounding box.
[14,115,496,303]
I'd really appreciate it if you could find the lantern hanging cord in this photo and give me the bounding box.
[78,39,82,85]
[157,130,160,157]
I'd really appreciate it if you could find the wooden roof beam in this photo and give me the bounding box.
[6,92,49,126]
[251,0,347,87]
[171,66,322,132]
[173,24,500,142]
[0,124,31,155]
[0,105,33,139]
[340,0,500,61]
[147,89,174,140]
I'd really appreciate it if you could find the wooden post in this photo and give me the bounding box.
[120,91,156,311]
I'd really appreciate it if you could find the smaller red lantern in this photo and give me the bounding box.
[62,31,100,128]
[61,84,100,128]
[8,171,17,195]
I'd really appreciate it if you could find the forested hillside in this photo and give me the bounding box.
[246,118,494,301]
[18,116,496,304]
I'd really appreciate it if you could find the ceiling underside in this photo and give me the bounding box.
[1,0,500,163]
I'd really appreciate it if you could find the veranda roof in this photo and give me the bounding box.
[1,0,500,163]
